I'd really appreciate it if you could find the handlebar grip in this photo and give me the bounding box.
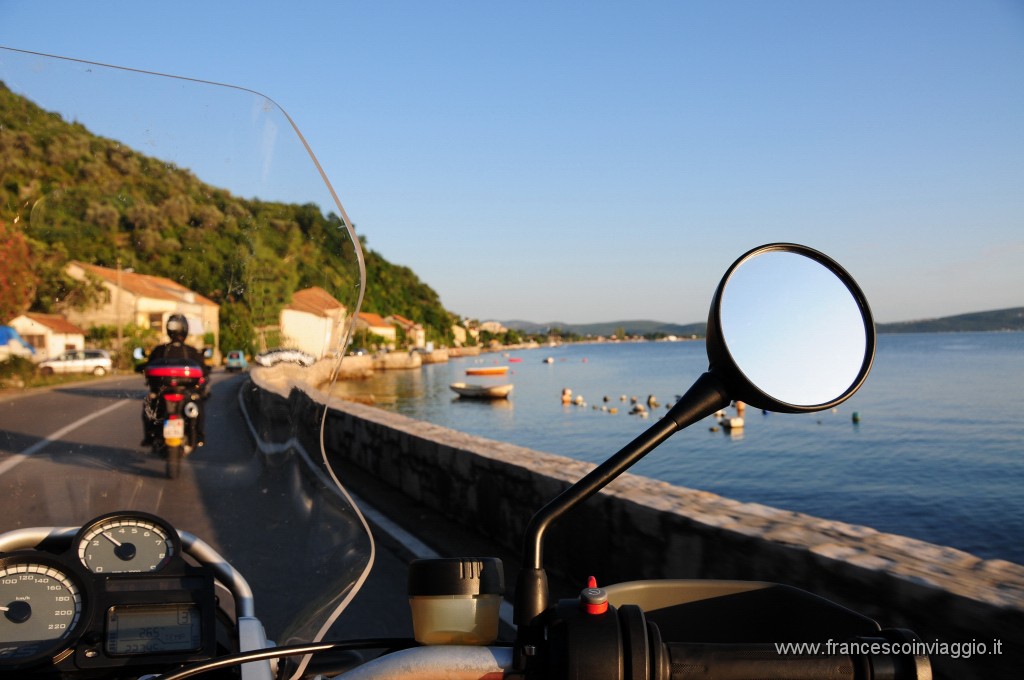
[667,643,853,679]
[665,640,930,680]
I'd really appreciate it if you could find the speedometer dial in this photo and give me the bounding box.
[0,560,82,659]
[77,514,178,574]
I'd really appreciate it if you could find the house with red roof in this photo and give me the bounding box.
[280,286,348,359]
[7,312,87,361]
[355,312,397,347]
[386,314,426,348]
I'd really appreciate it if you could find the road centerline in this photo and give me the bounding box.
[0,399,131,477]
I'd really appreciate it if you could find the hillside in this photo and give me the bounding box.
[504,306,1024,339]
[877,307,1024,333]
[504,319,706,338]
[0,80,456,347]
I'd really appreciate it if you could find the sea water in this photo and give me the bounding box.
[334,332,1024,564]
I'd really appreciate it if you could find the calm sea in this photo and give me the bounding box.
[333,332,1024,564]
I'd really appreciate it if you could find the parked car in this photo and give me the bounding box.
[253,348,316,367]
[225,350,248,372]
[38,349,113,376]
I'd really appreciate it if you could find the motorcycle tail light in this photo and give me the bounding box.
[164,394,185,402]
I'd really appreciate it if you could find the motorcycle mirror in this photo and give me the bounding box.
[132,347,146,361]
[705,243,875,412]
[515,242,876,640]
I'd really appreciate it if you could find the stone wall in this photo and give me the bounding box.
[246,370,1021,679]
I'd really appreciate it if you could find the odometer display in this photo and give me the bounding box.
[105,603,201,655]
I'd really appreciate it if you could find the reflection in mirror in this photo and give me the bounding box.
[718,250,869,407]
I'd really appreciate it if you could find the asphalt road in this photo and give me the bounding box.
[0,371,577,649]
[0,371,417,643]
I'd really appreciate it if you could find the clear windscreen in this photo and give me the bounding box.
[0,47,370,676]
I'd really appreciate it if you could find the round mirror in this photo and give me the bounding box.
[706,244,875,412]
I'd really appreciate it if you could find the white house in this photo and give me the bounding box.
[279,286,348,359]
[8,313,87,362]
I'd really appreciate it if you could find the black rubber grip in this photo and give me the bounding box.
[667,643,857,680]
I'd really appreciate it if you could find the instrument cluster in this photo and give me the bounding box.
[0,511,218,674]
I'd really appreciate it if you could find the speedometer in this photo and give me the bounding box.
[76,512,178,574]
[0,558,83,664]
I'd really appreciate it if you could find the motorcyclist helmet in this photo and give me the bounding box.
[166,313,189,343]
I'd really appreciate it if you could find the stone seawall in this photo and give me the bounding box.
[246,368,1021,679]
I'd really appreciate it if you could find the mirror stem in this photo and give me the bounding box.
[514,371,731,632]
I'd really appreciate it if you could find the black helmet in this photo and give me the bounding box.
[166,314,189,343]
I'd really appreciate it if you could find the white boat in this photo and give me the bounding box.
[449,382,514,399]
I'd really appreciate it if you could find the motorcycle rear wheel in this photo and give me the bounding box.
[166,444,182,479]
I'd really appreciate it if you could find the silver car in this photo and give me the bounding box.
[38,349,113,376]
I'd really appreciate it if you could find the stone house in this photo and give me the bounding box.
[65,262,219,354]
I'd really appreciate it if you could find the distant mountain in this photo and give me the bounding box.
[502,318,706,338]
[877,307,1024,333]
[503,306,1024,338]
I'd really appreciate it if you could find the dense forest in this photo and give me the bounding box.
[0,80,457,351]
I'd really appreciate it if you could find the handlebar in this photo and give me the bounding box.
[664,639,931,680]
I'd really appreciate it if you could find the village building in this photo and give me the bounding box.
[386,314,426,349]
[279,286,348,359]
[64,262,219,355]
[7,313,87,362]
[478,320,508,335]
[355,312,397,347]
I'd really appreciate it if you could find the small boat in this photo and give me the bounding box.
[449,382,514,399]
[466,365,510,376]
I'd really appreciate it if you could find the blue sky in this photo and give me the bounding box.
[2,1,1022,324]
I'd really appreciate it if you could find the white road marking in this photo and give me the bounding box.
[0,400,131,476]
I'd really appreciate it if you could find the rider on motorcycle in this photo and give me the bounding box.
[140,313,209,447]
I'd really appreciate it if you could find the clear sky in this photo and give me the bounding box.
[2,1,1022,324]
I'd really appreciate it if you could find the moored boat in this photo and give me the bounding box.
[449,382,514,399]
[466,365,510,376]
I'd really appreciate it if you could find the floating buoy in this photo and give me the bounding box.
[609,407,618,414]
[647,394,660,408]
[561,388,572,405]
[852,412,861,424]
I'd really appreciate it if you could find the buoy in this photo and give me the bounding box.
[561,388,572,405]
[721,417,744,430]
[852,412,861,424]
[609,407,618,414]
[647,394,659,408]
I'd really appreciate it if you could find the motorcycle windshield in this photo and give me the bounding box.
[0,47,371,676]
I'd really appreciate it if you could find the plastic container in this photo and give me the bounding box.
[408,557,504,645]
